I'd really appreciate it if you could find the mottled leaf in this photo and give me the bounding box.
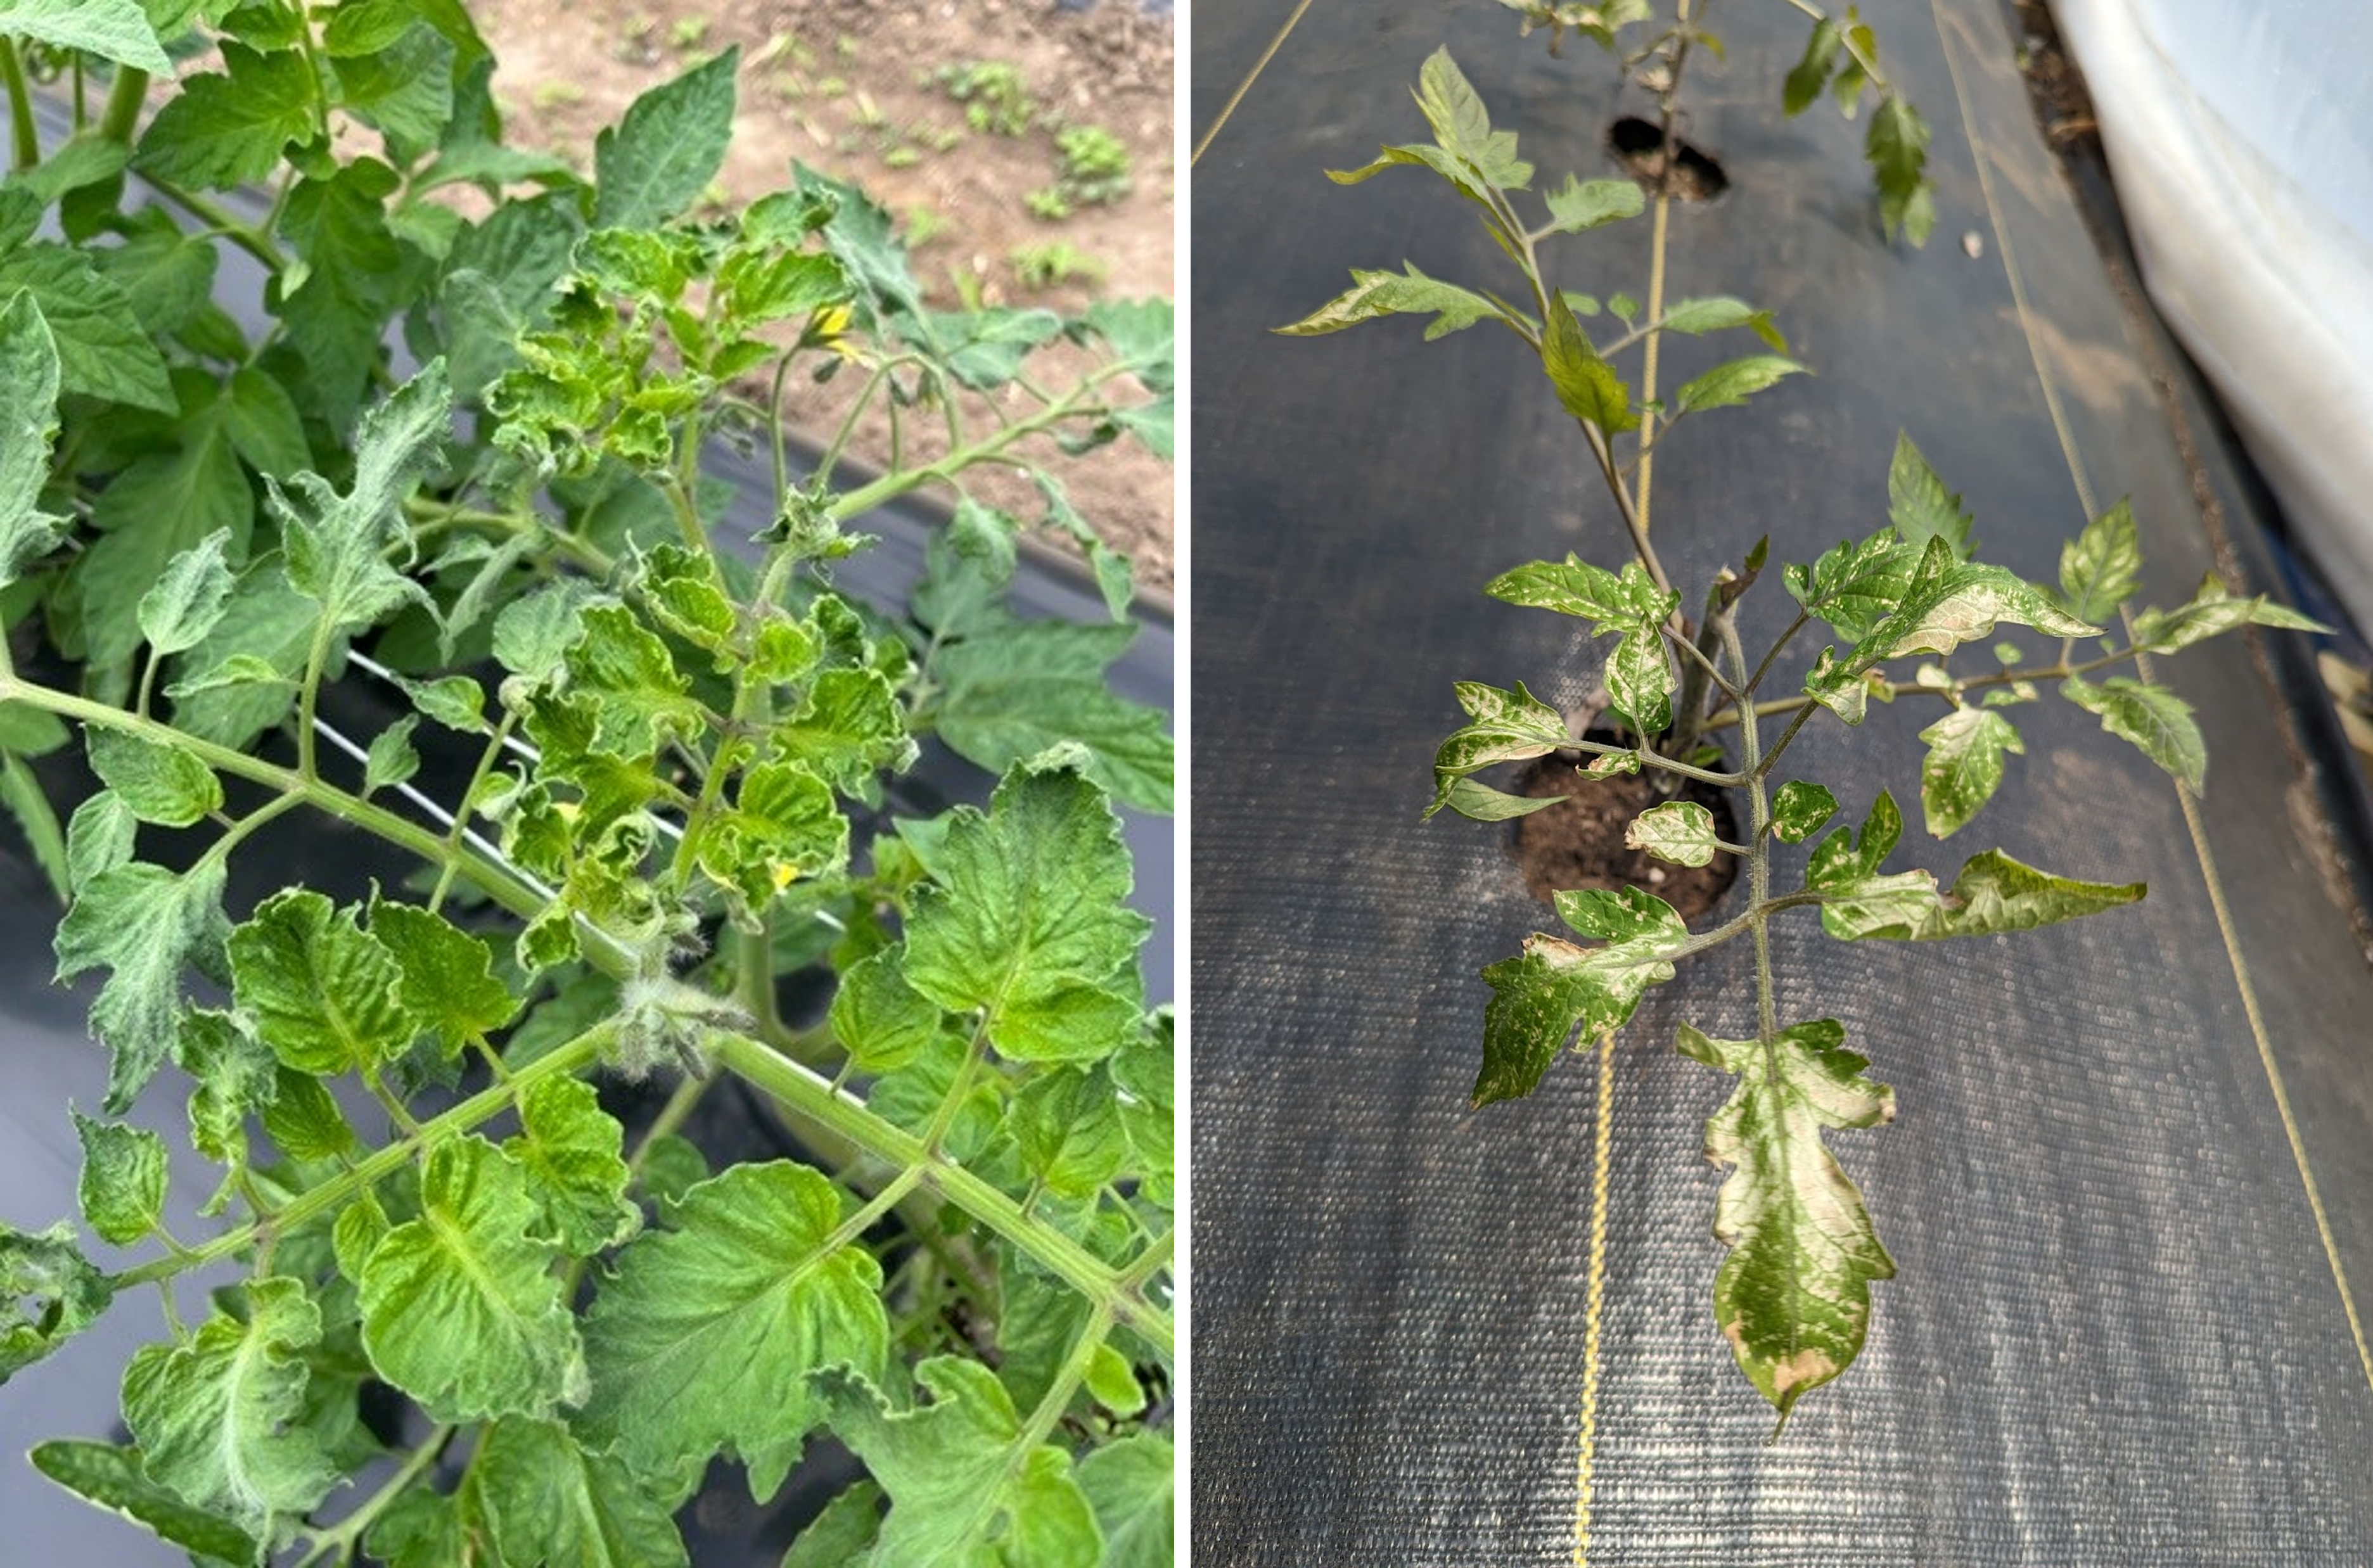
[2062,674,2205,792]
[1474,886,1691,1107]
[1677,1018,1894,1422]
[120,1276,338,1540]
[1626,799,1719,866]
[1916,705,2023,838]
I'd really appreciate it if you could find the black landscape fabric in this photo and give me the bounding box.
[1189,0,2373,1561]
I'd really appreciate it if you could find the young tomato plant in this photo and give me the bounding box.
[0,4,1173,1564]
[1280,48,2320,1428]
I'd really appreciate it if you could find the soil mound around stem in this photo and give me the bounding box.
[1507,744,1739,921]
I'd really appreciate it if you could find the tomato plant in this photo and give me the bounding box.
[1281,41,2320,1428]
[0,3,1173,1563]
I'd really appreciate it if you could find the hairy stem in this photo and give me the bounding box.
[1718,617,1780,1044]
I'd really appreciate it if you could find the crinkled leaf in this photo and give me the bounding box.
[136,528,238,658]
[120,1276,338,1540]
[1426,679,1568,817]
[814,1356,1103,1568]
[1769,780,1838,844]
[1011,1068,1127,1199]
[356,1134,587,1423]
[1677,1018,1895,1422]
[475,1416,691,1568]
[260,1066,355,1163]
[1626,799,1719,866]
[30,1441,259,1563]
[594,47,741,231]
[1,1223,112,1384]
[1917,705,2023,838]
[1474,886,1691,1107]
[502,1076,638,1258]
[1272,262,1504,341]
[72,1111,168,1246]
[565,601,705,758]
[368,899,518,1054]
[56,858,230,1110]
[902,761,1149,1063]
[281,362,451,633]
[1542,290,1637,432]
[829,948,944,1073]
[2056,498,2139,623]
[228,889,414,1076]
[1673,355,1805,416]
[2061,674,2205,792]
[580,1161,888,1496]
[776,665,914,793]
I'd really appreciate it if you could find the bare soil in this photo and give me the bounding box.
[1509,749,1739,922]
[466,0,1177,592]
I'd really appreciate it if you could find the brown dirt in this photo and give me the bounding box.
[464,0,1176,594]
[1508,749,1739,922]
[2008,0,2101,148]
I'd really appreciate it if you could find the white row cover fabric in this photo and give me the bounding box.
[2049,0,2373,633]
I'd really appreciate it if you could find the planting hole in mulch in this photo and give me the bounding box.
[1507,742,1740,922]
[1608,116,1729,200]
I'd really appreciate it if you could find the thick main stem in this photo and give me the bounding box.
[0,39,36,170]
[1718,618,1779,1046]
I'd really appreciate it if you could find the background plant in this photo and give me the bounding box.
[1280,47,2318,1427]
[0,4,1174,1563]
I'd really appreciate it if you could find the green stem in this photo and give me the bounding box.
[296,621,334,779]
[0,39,36,171]
[297,1425,452,1566]
[708,1029,1174,1358]
[400,497,618,579]
[1719,617,1779,1045]
[428,709,519,913]
[139,176,287,276]
[115,1025,617,1289]
[96,66,147,145]
[0,673,551,927]
[822,364,1134,526]
[1570,734,1741,789]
